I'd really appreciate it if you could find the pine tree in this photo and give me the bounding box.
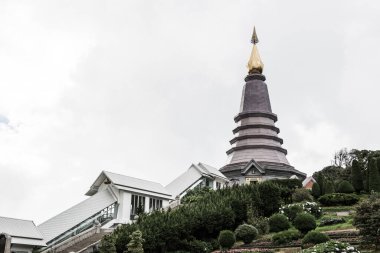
[99,234,116,253]
[127,230,144,253]
[316,174,325,195]
[368,158,380,192]
[351,159,364,193]
[324,180,335,194]
[311,182,321,198]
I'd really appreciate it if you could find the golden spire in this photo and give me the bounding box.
[247,26,264,74]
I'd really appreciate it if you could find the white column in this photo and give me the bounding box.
[116,191,131,223]
[144,197,150,213]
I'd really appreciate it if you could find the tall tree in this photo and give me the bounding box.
[368,158,380,192]
[315,174,325,195]
[351,159,364,193]
[311,182,321,198]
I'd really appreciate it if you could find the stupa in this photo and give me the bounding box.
[220,27,306,184]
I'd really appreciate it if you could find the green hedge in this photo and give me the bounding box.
[272,230,301,245]
[318,193,359,206]
[302,231,330,245]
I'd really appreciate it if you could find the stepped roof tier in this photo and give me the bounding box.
[220,27,306,180]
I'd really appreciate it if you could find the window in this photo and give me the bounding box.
[216,182,221,189]
[149,198,163,211]
[131,194,145,219]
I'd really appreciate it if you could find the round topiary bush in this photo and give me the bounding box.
[272,230,301,245]
[218,230,235,250]
[302,231,330,245]
[293,213,316,234]
[234,224,258,244]
[337,180,355,194]
[269,214,290,232]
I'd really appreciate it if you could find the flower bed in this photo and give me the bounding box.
[302,241,360,253]
[279,202,322,219]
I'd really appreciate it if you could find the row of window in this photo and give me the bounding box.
[130,195,163,218]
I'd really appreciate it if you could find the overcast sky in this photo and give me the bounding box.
[1,0,380,224]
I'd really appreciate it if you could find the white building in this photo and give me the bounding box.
[166,163,229,199]
[0,217,46,253]
[38,171,172,247]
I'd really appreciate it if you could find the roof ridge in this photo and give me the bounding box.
[0,216,34,223]
[103,170,164,186]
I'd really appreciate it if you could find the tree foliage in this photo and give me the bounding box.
[127,230,144,253]
[311,182,321,198]
[368,158,380,192]
[351,160,363,193]
[354,194,380,247]
[336,180,355,194]
[99,234,116,253]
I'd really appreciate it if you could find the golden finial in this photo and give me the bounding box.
[247,26,264,74]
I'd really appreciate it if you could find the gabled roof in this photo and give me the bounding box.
[241,159,265,175]
[302,176,316,187]
[38,189,116,244]
[165,163,229,198]
[0,217,46,247]
[196,163,228,180]
[86,171,171,197]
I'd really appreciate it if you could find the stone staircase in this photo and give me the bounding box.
[58,231,108,253]
[44,227,113,253]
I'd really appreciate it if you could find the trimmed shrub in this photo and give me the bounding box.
[293,213,316,234]
[302,231,330,245]
[311,182,321,198]
[292,188,313,203]
[272,230,301,245]
[235,224,258,244]
[337,180,355,194]
[318,193,359,206]
[218,230,235,250]
[127,230,144,253]
[319,217,345,226]
[188,240,212,253]
[269,214,290,232]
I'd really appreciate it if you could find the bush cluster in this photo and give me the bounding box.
[269,214,290,232]
[234,224,258,244]
[101,182,286,253]
[318,193,359,206]
[302,231,330,245]
[272,230,301,245]
[293,213,316,234]
[249,216,269,235]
